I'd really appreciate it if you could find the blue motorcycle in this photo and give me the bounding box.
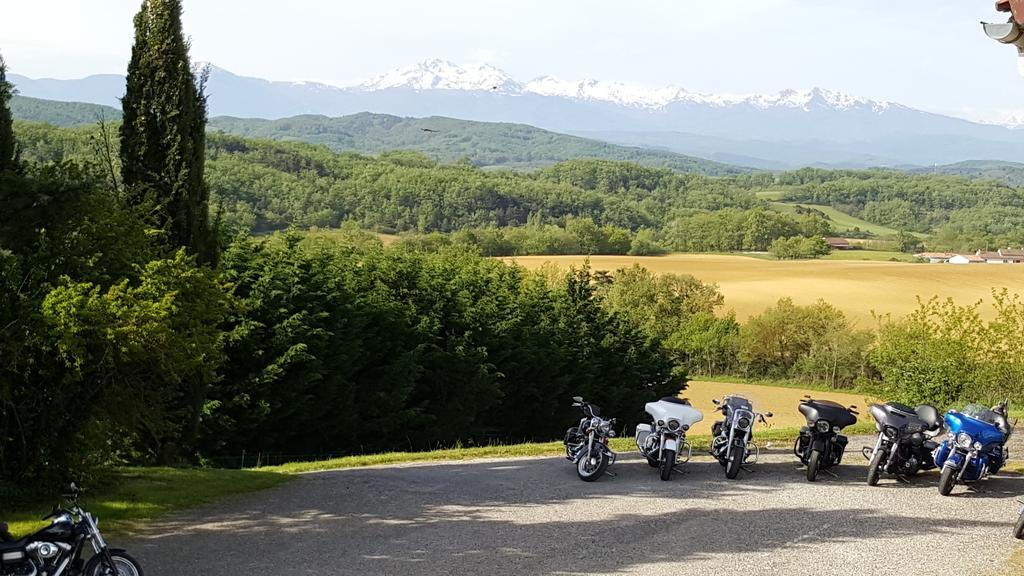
[933,400,1013,496]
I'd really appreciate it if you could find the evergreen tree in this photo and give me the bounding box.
[0,53,18,173]
[120,0,215,263]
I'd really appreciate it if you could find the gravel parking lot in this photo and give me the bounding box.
[129,447,1024,576]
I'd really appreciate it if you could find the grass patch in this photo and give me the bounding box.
[694,374,870,395]
[769,202,902,236]
[263,421,875,476]
[5,467,290,538]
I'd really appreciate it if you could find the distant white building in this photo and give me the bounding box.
[948,254,984,265]
[916,248,1024,264]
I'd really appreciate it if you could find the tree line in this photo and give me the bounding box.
[0,3,681,490]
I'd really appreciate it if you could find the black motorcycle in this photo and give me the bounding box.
[864,402,943,485]
[794,395,859,482]
[710,394,772,479]
[564,396,617,482]
[1015,500,1024,540]
[0,484,143,576]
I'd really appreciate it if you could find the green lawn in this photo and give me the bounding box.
[5,467,290,538]
[262,420,876,475]
[770,202,903,236]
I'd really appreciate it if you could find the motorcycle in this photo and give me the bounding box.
[1015,500,1024,540]
[710,395,772,479]
[0,484,143,576]
[636,396,703,481]
[864,402,943,485]
[564,396,617,482]
[934,400,1014,496]
[794,395,859,482]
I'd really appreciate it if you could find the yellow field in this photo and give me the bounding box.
[506,253,1024,324]
[681,380,873,436]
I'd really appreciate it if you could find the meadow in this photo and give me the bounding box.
[506,253,1024,324]
[681,380,871,435]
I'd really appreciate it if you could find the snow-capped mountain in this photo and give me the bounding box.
[356,59,896,114]
[10,59,1024,168]
[358,58,522,93]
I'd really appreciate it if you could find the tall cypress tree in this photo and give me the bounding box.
[120,0,215,263]
[0,53,18,173]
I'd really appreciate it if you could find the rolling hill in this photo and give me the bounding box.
[11,95,121,126]
[206,113,747,174]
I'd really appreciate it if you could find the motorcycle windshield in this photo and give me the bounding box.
[945,410,1005,446]
[962,404,998,425]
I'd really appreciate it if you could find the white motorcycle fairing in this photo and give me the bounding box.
[645,399,704,429]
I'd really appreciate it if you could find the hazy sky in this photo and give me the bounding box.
[3,0,1023,122]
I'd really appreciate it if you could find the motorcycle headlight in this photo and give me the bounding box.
[956,432,974,449]
[883,426,899,440]
[657,419,665,428]
[737,417,752,430]
[667,419,681,431]
[599,421,611,433]
[816,420,831,433]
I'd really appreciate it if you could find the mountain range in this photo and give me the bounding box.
[10,59,1024,169]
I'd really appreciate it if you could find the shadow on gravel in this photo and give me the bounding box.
[130,455,1024,575]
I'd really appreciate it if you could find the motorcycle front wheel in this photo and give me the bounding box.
[725,446,744,479]
[938,465,957,496]
[806,449,821,482]
[577,449,609,482]
[1014,511,1024,540]
[866,447,885,486]
[660,449,676,481]
[85,550,144,576]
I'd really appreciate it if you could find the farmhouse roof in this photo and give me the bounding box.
[823,237,850,247]
[999,248,1024,260]
[977,250,1004,260]
[915,252,955,259]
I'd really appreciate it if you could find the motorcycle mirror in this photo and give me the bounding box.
[766,412,773,418]
[572,396,583,404]
[69,482,78,493]
[712,399,720,405]
[803,395,812,400]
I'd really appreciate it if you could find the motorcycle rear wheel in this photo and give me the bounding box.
[1014,511,1024,540]
[577,449,609,482]
[806,449,821,482]
[866,448,885,486]
[725,447,744,480]
[938,465,957,496]
[660,449,676,481]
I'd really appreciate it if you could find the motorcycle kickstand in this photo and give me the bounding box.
[604,470,617,478]
[894,475,911,485]
[821,467,840,479]
[741,465,756,473]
